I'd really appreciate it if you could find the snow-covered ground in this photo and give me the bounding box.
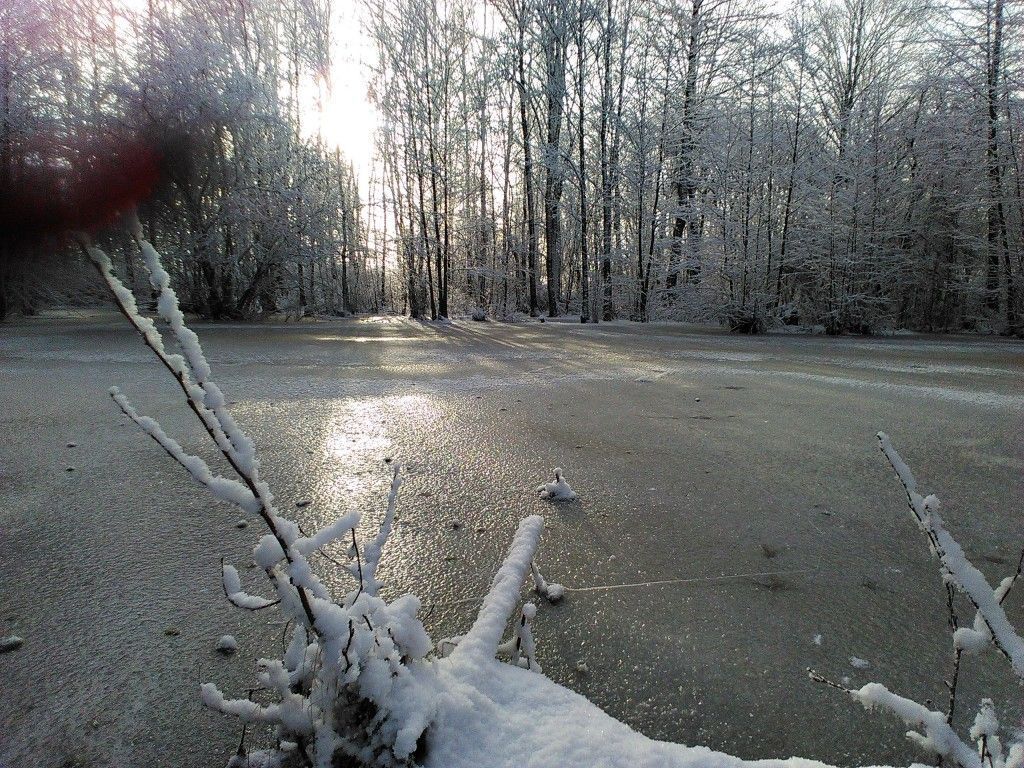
[1,314,1021,768]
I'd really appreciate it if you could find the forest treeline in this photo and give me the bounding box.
[368,0,1023,333]
[1,0,1022,334]
[0,0,368,321]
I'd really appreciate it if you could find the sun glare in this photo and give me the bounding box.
[304,3,379,176]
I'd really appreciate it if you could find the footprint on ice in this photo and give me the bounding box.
[537,468,577,501]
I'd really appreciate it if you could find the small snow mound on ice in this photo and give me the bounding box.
[545,583,566,601]
[0,636,24,653]
[813,634,823,646]
[850,656,870,669]
[216,635,238,654]
[531,562,565,603]
[537,468,576,500]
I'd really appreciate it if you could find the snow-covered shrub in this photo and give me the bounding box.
[77,224,564,768]
[723,303,769,334]
[79,221,1024,768]
[808,433,1024,768]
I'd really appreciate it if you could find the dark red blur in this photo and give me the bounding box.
[0,133,162,249]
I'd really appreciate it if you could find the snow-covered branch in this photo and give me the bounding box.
[811,435,1024,768]
[452,515,545,664]
[90,230,578,767]
[111,387,259,514]
[877,432,1024,676]
[359,464,403,596]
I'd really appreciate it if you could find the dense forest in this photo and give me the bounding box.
[0,0,366,320]
[1,0,1022,334]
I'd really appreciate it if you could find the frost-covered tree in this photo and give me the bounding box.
[0,0,371,320]
[357,0,1022,333]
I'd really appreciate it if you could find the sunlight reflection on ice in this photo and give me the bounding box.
[322,395,440,491]
[315,393,441,596]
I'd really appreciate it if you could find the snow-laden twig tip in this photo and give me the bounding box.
[222,561,279,611]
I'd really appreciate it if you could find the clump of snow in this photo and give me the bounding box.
[436,635,464,658]
[537,468,577,501]
[216,635,238,655]
[813,634,823,646]
[850,656,870,669]
[544,583,565,601]
[970,699,999,743]
[222,562,277,610]
[531,561,566,603]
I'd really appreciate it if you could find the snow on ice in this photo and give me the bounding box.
[537,468,577,501]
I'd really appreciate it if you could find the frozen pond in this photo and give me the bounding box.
[1,314,1022,768]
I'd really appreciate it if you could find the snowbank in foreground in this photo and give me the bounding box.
[426,658,841,768]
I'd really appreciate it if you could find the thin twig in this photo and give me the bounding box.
[806,667,851,693]
[79,236,318,629]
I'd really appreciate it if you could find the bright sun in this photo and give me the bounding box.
[112,0,378,176]
[304,2,379,177]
